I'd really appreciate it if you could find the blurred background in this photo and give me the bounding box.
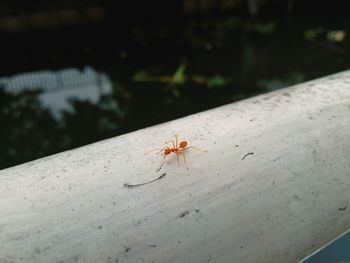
[1,0,350,170]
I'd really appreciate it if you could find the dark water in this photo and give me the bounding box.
[1,14,350,170]
[301,230,350,262]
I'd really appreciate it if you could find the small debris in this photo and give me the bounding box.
[179,210,190,218]
[339,206,347,211]
[147,242,156,248]
[124,173,166,188]
[242,152,254,160]
[156,163,164,172]
[123,246,131,253]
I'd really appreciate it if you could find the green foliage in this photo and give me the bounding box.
[253,22,276,35]
[304,28,346,43]
[61,96,121,148]
[0,87,121,169]
[0,87,62,168]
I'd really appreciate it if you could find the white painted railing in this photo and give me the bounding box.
[1,70,350,263]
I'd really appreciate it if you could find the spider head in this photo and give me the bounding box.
[179,141,187,149]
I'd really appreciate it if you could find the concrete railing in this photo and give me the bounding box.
[1,70,350,263]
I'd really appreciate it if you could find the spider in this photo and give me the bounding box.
[147,135,207,169]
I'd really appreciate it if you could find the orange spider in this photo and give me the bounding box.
[148,135,207,169]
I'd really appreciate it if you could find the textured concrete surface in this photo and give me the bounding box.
[1,71,350,263]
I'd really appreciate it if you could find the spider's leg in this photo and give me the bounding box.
[180,152,188,170]
[185,146,207,152]
[145,147,166,155]
[156,156,167,172]
[164,139,176,149]
[176,153,180,166]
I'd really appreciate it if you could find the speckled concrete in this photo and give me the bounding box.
[1,71,350,263]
